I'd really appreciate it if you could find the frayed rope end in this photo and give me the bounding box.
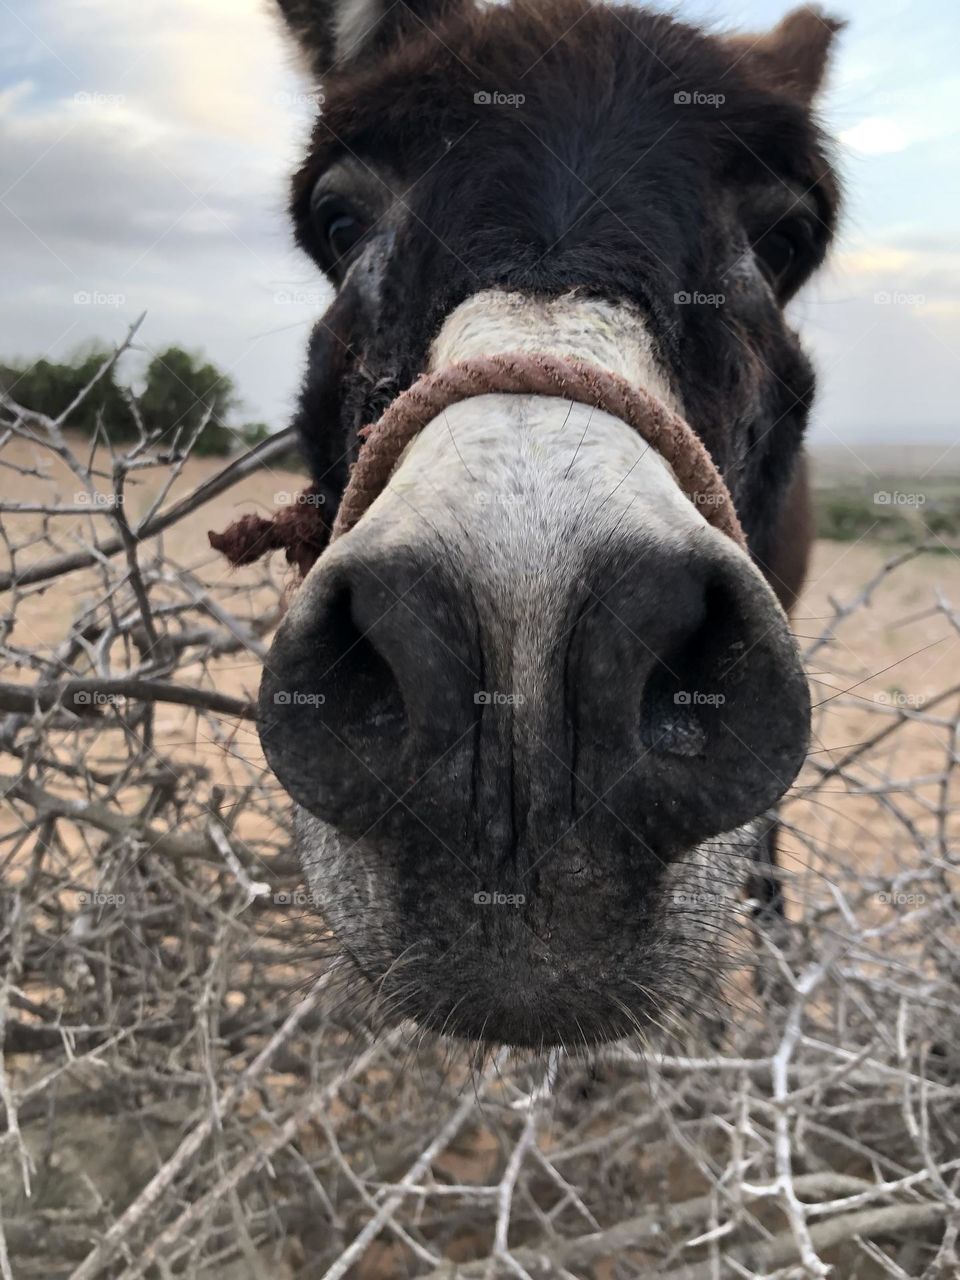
[208,487,330,580]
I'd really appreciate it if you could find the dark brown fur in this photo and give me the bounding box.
[252,0,843,1045]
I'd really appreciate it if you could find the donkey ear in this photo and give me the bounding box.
[274,0,465,73]
[724,5,845,103]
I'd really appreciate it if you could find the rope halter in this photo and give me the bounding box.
[209,351,745,577]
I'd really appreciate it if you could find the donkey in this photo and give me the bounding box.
[255,0,842,1049]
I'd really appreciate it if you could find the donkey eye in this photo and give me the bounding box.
[310,191,369,275]
[753,227,799,288]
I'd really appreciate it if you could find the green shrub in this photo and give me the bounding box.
[1,344,255,457]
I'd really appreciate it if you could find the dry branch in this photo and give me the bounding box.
[1,356,958,1279]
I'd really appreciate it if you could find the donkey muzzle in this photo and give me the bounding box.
[259,376,808,869]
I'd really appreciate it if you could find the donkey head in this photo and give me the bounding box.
[259,0,842,1047]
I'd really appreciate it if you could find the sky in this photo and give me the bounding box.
[0,0,957,448]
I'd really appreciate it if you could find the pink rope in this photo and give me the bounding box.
[210,351,745,577]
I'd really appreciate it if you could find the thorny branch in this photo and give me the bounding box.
[0,349,958,1278]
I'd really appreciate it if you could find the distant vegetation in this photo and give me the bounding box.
[0,342,271,456]
[812,479,960,549]
[5,346,955,530]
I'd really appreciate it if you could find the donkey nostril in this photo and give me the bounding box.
[321,580,407,735]
[639,580,743,755]
[574,547,809,854]
[259,549,476,834]
[258,565,411,828]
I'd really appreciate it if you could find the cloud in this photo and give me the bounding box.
[840,117,912,155]
[839,75,960,158]
[0,0,956,446]
[794,236,960,442]
[0,0,329,427]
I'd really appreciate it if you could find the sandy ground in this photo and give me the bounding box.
[778,538,960,901]
[3,436,303,767]
[4,438,959,1276]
